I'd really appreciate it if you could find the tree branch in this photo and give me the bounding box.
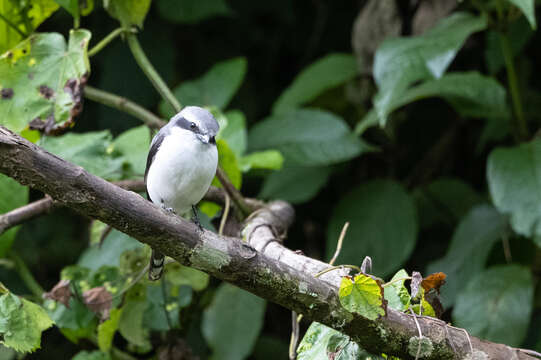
[0,126,534,360]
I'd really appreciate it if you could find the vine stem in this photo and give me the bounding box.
[382,276,412,288]
[84,86,166,129]
[0,13,27,37]
[125,33,182,113]
[10,251,44,298]
[88,27,133,57]
[499,31,529,140]
[313,265,361,279]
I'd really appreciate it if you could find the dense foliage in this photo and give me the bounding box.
[1,0,541,359]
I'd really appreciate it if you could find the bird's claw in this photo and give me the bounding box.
[192,205,204,232]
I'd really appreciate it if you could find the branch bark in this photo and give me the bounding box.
[0,126,534,360]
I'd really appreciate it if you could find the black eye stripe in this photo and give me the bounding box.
[174,116,199,132]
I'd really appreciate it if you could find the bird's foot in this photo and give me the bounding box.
[161,203,176,215]
[192,205,204,232]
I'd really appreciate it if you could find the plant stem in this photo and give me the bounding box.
[499,31,529,140]
[10,251,44,298]
[84,86,166,128]
[88,27,130,57]
[216,167,252,218]
[313,265,360,278]
[0,13,27,37]
[382,277,412,288]
[125,33,182,113]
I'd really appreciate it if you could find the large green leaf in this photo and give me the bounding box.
[384,269,411,311]
[0,292,54,353]
[272,53,358,114]
[0,30,91,134]
[326,180,417,277]
[453,265,533,346]
[103,0,151,27]
[0,174,27,256]
[426,205,507,307]
[258,166,331,204]
[0,0,59,54]
[160,58,247,117]
[119,299,150,347]
[506,0,536,29]
[97,308,122,352]
[54,0,94,24]
[372,12,487,126]
[339,274,386,320]
[249,109,372,166]
[487,139,541,244]
[239,150,283,172]
[202,283,266,360]
[157,0,231,24]
[113,125,151,176]
[41,131,125,180]
[218,110,247,157]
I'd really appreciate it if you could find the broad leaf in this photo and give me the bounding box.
[218,110,247,157]
[506,0,536,29]
[373,12,487,126]
[259,166,331,204]
[384,269,410,311]
[165,263,209,291]
[160,58,247,117]
[119,299,150,347]
[202,283,266,360]
[0,30,91,134]
[453,265,533,346]
[427,205,506,307]
[272,53,358,114]
[46,298,95,332]
[55,0,94,23]
[72,350,111,360]
[103,0,151,27]
[339,274,386,320]
[0,293,54,353]
[157,0,231,24]
[327,180,417,277]
[97,308,122,352]
[113,125,151,176]
[487,139,541,244]
[214,139,242,188]
[239,150,283,172]
[249,109,372,166]
[0,0,59,54]
[0,174,27,256]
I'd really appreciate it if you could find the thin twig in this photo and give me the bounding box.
[518,349,541,359]
[409,308,423,360]
[218,193,230,236]
[88,27,135,57]
[329,222,349,266]
[161,277,173,329]
[216,167,252,218]
[289,311,300,360]
[11,251,44,298]
[313,265,360,279]
[502,232,512,263]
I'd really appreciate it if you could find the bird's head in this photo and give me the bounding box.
[170,106,219,144]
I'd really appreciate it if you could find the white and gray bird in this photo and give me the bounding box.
[144,106,219,280]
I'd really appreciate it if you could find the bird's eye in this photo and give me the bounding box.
[190,122,196,129]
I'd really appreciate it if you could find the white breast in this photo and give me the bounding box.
[146,127,218,216]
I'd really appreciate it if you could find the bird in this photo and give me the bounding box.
[144,106,219,281]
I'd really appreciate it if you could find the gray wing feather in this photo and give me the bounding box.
[144,130,167,202]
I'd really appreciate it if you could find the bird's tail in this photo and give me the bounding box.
[148,249,165,281]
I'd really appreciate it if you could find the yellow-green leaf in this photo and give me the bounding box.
[97,308,123,352]
[339,274,386,320]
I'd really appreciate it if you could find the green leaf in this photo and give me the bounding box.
[453,265,533,346]
[373,12,487,126]
[239,150,283,172]
[427,205,507,307]
[297,322,378,360]
[113,125,151,176]
[202,283,266,360]
[272,53,358,114]
[72,350,111,360]
[54,0,94,23]
[160,58,247,117]
[46,298,95,331]
[165,263,209,291]
[143,283,190,330]
[383,269,410,311]
[249,109,372,166]
[218,109,247,157]
[413,177,484,229]
[41,131,125,180]
[97,308,122,352]
[118,299,150,347]
[103,0,151,27]
[326,180,417,277]
[213,139,242,188]
[0,174,27,256]
[0,30,91,134]
[258,166,331,204]
[157,0,231,24]
[0,0,59,54]
[339,274,386,320]
[0,293,54,353]
[487,139,541,243]
[506,0,536,29]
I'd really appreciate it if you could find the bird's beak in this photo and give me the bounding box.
[197,134,211,144]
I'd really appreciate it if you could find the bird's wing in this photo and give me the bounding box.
[144,130,166,202]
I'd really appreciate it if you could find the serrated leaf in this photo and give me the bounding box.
[327,180,417,277]
[249,109,372,166]
[0,0,59,54]
[0,174,27,256]
[273,53,358,114]
[427,205,506,307]
[97,308,122,352]
[160,58,247,117]
[0,293,54,353]
[339,274,386,320]
[103,0,151,27]
[506,0,536,29]
[453,265,533,346]
[113,125,151,176]
[384,269,410,311]
[0,30,91,134]
[487,139,541,244]
[373,12,487,126]
[157,0,231,24]
[202,283,266,360]
[239,150,283,172]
